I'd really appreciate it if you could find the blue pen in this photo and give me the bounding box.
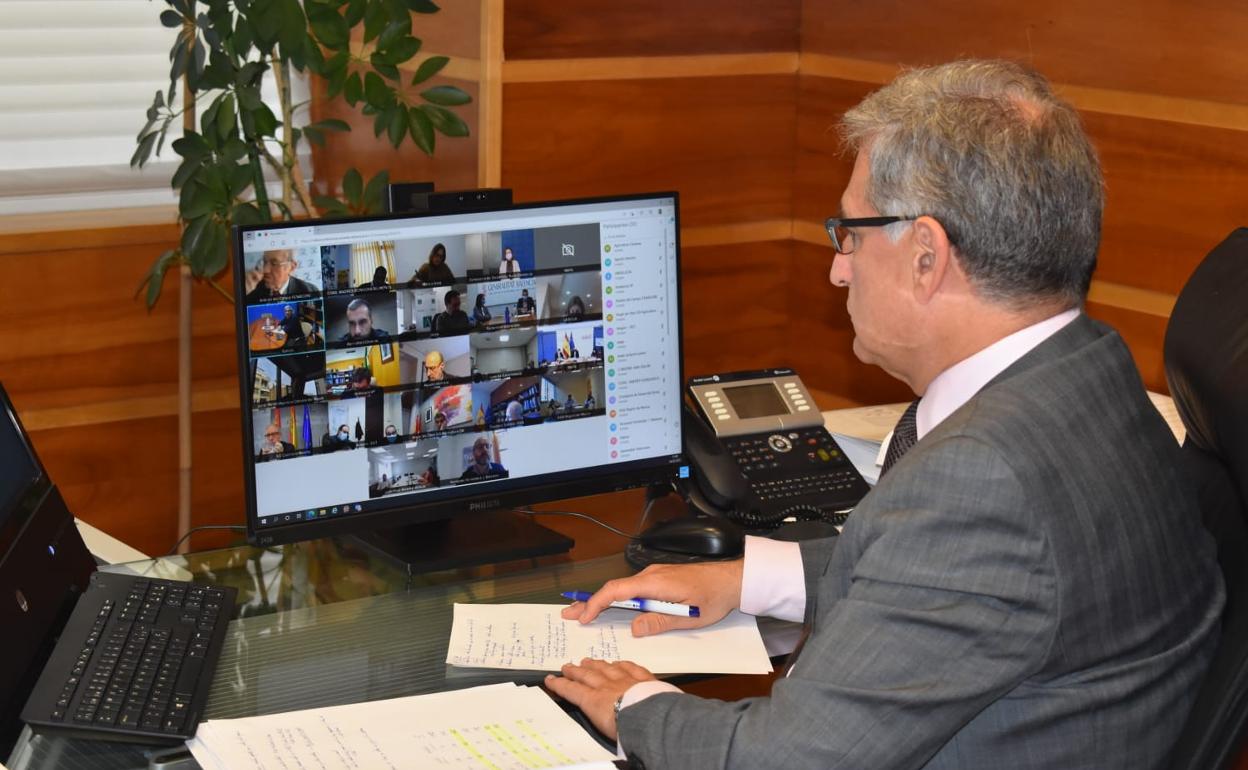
[561,591,700,618]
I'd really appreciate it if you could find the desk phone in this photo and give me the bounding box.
[683,369,871,529]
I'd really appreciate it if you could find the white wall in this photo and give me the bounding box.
[476,346,526,374]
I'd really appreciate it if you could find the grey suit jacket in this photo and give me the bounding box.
[620,316,1224,769]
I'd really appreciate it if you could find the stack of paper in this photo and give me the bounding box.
[187,683,616,770]
[446,604,774,675]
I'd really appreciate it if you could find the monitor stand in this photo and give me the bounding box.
[346,509,573,575]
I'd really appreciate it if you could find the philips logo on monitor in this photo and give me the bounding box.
[469,498,502,511]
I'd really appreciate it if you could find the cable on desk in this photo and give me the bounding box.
[515,507,637,540]
[165,525,247,556]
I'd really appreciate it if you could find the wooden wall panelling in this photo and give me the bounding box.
[792,76,872,225]
[800,0,1248,107]
[679,240,791,381]
[504,0,800,60]
[1086,110,1248,295]
[501,76,798,227]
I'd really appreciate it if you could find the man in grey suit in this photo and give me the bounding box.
[546,60,1225,768]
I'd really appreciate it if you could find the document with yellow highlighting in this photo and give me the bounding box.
[186,683,616,770]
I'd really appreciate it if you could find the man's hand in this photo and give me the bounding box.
[544,659,657,741]
[244,265,264,295]
[561,559,744,637]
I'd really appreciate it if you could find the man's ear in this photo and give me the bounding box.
[910,215,955,305]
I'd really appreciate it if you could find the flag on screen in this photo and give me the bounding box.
[302,404,312,449]
[288,406,296,445]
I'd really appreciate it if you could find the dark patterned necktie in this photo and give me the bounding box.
[880,399,920,476]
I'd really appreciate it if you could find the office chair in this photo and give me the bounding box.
[1164,227,1248,770]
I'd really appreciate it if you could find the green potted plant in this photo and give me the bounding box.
[131,0,473,547]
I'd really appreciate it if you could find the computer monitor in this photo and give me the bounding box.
[232,192,685,568]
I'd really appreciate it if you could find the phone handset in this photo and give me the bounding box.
[679,369,870,530]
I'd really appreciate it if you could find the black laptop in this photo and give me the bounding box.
[0,383,97,756]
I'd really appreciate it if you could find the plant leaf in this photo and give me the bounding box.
[362,0,386,43]
[387,107,406,147]
[362,169,391,213]
[421,85,472,106]
[277,0,306,57]
[406,0,440,13]
[310,118,351,132]
[199,220,231,277]
[180,215,211,262]
[389,35,422,65]
[160,9,183,28]
[130,131,159,168]
[342,167,363,204]
[180,181,215,220]
[370,54,401,82]
[410,55,448,85]
[422,104,470,137]
[309,6,350,47]
[172,131,211,160]
[407,106,434,155]
[343,71,363,105]
[171,156,203,189]
[302,126,324,146]
[364,71,390,106]
[139,248,182,308]
[232,202,265,226]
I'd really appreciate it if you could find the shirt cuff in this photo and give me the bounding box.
[616,680,683,757]
[739,535,806,622]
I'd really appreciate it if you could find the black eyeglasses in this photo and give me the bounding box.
[824,216,918,255]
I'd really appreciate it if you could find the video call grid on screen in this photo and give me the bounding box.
[235,195,683,527]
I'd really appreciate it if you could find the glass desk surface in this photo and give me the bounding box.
[6,538,650,770]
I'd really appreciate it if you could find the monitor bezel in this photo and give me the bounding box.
[231,191,685,547]
[0,383,53,559]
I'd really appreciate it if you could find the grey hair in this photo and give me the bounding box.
[345,297,372,317]
[840,59,1104,307]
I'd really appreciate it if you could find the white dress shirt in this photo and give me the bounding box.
[618,309,1081,716]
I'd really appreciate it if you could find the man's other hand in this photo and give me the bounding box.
[560,559,744,637]
[544,659,657,741]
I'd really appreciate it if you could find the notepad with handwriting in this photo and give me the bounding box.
[446,603,773,675]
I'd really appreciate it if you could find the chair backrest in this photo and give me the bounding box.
[1164,227,1248,770]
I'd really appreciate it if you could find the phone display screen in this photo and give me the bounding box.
[723,383,790,419]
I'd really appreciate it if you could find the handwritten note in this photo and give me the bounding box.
[446,604,773,675]
[186,683,616,770]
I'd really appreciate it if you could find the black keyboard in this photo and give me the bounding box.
[21,572,236,745]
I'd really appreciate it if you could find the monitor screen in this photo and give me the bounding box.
[233,193,684,545]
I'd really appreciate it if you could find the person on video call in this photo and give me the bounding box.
[564,295,586,322]
[359,265,389,290]
[424,350,447,382]
[349,366,374,392]
[504,399,524,423]
[278,304,306,350]
[432,412,448,433]
[256,424,294,459]
[498,247,521,277]
[418,464,439,487]
[472,293,492,326]
[321,423,355,451]
[245,248,317,302]
[516,289,536,315]
[384,424,400,443]
[459,436,507,480]
[338,298,391,343]
[409,242,455,285]
[432,289,472,334]
[563,393,575,410]
[545,60,1224,770]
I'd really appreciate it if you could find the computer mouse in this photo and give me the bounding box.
[769,519,840,542]
[637,516,745,558]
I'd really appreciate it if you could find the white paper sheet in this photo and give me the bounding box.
[186,683,616,770]
[446,604,773,675]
